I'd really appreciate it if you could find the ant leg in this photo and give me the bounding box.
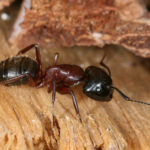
[38,80,56,125]
[36,74,53,88]
[16,44,42,79]
[70,90,82,122]
[36,80,46,88]
[100,54,111,76]
[57,86,82,122]
[52,79,56,125]
[16,44,38,55]
[53,53,59,66]
[0,73,36,86]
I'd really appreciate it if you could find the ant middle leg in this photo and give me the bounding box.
[52,78,57,125]
[57,85,82,122]
[100,53,111,76]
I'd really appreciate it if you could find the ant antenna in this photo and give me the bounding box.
[110,86,150,106]
[100,52,111,76]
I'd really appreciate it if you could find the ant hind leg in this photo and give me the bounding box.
[16,44,38,55]
[16,44,42,79]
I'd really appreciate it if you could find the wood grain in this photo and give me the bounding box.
[0,28,150,150]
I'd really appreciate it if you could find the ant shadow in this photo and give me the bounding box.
[140,58,150,73]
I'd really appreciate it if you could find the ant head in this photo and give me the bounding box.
[83,81,113,101]
[83,66,113,101]
[83,60,150,106]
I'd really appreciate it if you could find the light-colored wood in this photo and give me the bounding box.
[0,28,150,150]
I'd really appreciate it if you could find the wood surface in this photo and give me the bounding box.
[0,28,150,149]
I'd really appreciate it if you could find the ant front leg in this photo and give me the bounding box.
[57,85,82,123]
[16,44,42,79]
[100,53,111,76]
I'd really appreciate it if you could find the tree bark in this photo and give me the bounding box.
[5,0,150,58]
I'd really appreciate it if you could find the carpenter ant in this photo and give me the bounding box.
[0,44,150,124]
[0,44,85,123]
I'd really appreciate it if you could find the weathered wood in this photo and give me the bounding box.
[0,28,150,150]
[3,0,150,58]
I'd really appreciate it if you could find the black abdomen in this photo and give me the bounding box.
[0,56,38,85]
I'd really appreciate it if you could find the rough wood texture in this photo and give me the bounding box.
[5,0,150,57]
[0,27,150,149]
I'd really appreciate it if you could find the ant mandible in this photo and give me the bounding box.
[0,44,150,124]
